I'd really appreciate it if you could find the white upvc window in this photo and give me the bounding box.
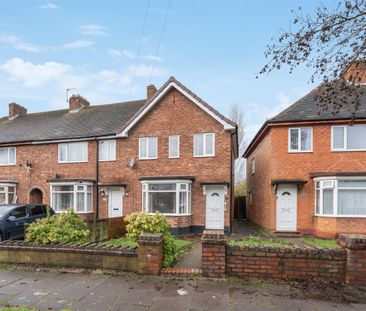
[51,183,93,213]
[99,140,116,161]
[314,177,366,217]
[332,125,366,151]
[251,158,255,175]
[141,180,192,215]
[58,142,88,163]
[169,135,180,158]
[139,137,158,160]
[288,127,313,152]
[0,184,16,205]
[194,133,215,157]
[0,147,16,166]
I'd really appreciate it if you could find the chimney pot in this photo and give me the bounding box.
[9,103,27,119]
[69,94,90,112]
[147,84,157,101]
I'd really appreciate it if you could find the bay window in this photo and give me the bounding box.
[0,147,16,166]
[51,183,93,213]
[332,125,366,151]
[142,181,192,215]
[0,184,16,205]
[288,127,312,152]
[314,177,366,216]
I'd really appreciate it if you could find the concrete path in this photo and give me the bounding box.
[230,220,264,239]
[174,242,202,269]
[0,269,365,311]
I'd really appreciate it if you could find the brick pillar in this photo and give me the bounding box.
[201,230,226,278]
[338,234,366,285]
[138,233,163,275]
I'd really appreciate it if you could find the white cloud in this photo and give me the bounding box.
[61,40,94,50]
[39,2,59,10]
[143,55,162,62]
[108,49,135,59]
[129,64,168,77]
[79,24,107,36]
[0,34,42,52]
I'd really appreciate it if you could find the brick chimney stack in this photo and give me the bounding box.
[343,61,366,84]
[9,103,27,120]
[147,84,157,101]
[69,94,90,112]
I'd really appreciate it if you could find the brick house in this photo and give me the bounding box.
[0,77,238,234]
[244,65,366,238]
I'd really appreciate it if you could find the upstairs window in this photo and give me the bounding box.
[0,147,16,166]
[332,125,366,151]
[194,133,215,157]
[99,140,116,161]
[288,127,312,152]
[169,135,180,158]
[58,142,88,163]
[139,137,158,159]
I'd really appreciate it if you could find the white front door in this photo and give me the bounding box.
[276,184,297,231]
[205,186,225,230]
[108,187,123,218]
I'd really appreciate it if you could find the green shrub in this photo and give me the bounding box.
[26,211,90,244]
[125,212,177,267]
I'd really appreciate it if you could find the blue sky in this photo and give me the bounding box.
[0,0,334,141]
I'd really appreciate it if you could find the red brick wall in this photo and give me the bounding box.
[247,122,366,236]
[0,88,233,231]
[314,216,366,239]
[226,245,346,281]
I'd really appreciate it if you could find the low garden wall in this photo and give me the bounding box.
[0,233,163,275]
[202,230,366,285]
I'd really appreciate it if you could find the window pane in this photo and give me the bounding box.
[58,144,67,162]
[86,192,92,212]
[9,207,27,218]
[149,137,157,158]
[149,183,176,191]
[99,140,116,161]
[300,128,311,151]
[31,205,44,216]
[179,192,188,214]
[53,186,73,192]
[347,125,366,150]
[316,189,320,214]
[140,139,147,158]
[194,134,204,156]
[333,127,344,149]
[0,193,5,205]
[323,189,333,214]
[8,193,15,204]
[205,134,214,155]
[339,180,366,188]
[76,193,85,212]
[148,192,176,213]
[8,148,15,164]
[169,136,179,157]
[68,142,88,162]
[0,148,8,165]
[53,193,73,212]
[338,189,366,215]
[290,129,299,150]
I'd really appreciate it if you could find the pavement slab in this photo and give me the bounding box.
[191,292,230,311]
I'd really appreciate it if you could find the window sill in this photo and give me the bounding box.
[0,164,16,167]
[331,149,366,152]
[147,213,192,217]
[313,214,366,218]
[58,161,88,164]
[288,151,313,154]
[99,159,117,162]
[193,155,215,158]
[139,158,158,161]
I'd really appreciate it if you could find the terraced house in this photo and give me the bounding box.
[0,77,238,234]
[244,63,366,238]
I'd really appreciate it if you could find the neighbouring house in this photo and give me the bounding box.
[0,77,238,234]
[244,63,366,238]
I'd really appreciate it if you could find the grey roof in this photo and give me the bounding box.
[0,100,146,144]
[270,84,366,123]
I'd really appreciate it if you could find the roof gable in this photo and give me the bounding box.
[117,77,236,137]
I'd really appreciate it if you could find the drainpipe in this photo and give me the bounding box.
[95,138,99,219]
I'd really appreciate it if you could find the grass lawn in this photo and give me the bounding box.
[301,236,338,249]
[229,236,292,247]
[0,308,36,311]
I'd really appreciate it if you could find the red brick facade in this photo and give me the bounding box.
[246,121,366,238]
[0,86,235,233]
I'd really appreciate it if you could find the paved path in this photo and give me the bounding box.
[231,220,264,238]
[174,242,202,269]
[0,269,365,310]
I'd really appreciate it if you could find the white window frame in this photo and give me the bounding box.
[139,137,158,160]
[331,125,366,152]
[314,176,366,218]
[58,142,88,163]
[251,158,255,175]
[193,133,215,157]
[50,182,93,213]
[168,135,180,158]
[141,180,192,216]
[99,139,116,162]
[0,147,16,166]
[0,183,17,204]
[288,127,313,153]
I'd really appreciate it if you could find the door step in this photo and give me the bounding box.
[273,231,301,237]
[161,268,202,277]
